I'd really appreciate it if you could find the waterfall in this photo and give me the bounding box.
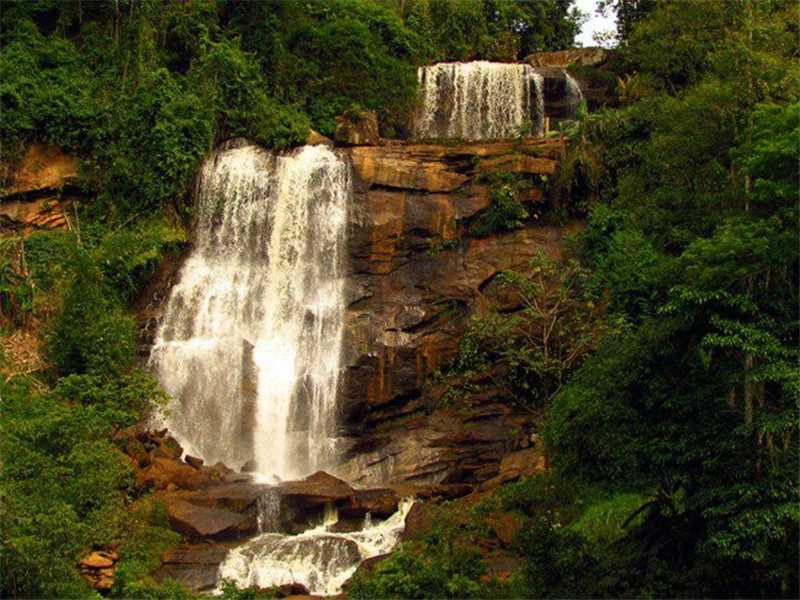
[149,143,350,480]
[564,70,584,116]
[414,61,544,141]
[218,498,415,595]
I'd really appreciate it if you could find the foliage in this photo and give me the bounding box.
[0,378,133,598]
[111,498,185,599]
[436,251,608,410]
[469,177,529,237]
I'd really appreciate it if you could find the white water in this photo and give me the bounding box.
[149,143,350,480]
[218,498,415,596]
[564,70,584,116]
[414,61,544,140]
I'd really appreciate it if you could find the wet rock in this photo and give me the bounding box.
[185,455,204,469]
[343,489,399,518]
[335,110,380,146]
[158,543,229,592]
[164,498,252,540]
[306,130,333,146]
[401,501,432,541]
[277,471,354,508]
[277,582,311,597]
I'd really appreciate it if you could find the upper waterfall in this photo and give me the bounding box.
[414,61,544,141]
[149,143,350,480]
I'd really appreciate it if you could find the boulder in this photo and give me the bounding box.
[277,471,354,508]
[79,552,114,569]
[343,489,399,518]
[306,130,334,146]
[157,543,229,592]
[184,455,204,469]
[335,110,380,146]
[164,498,252,539]
[136,456,217,491]
[2,143,78,196]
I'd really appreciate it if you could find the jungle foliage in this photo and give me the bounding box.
[0,1,579,598]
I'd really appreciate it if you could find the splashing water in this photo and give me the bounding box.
[564,70,584,116]
[218,498,415,596]
[414,61,544,140]
[149,143,350,480]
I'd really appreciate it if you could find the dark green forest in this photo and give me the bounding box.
[1,1,798,598]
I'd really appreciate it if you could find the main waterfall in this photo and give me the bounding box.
[149,143,350,480]
[414,61,544,140]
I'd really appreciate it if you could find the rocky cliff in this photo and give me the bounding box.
[336,137,577,490]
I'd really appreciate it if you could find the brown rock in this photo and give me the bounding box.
[79,552,114,569]
[277,471,354,507]
[335,110,380,146]
[136,457,215,491]
[277,583,311,597]
[526,47,608,68]
[184,455,204,469]
[342,489,399,518]
[164,498,250,539]
[158,543,230,592]
[401,501,432,541]
[486,512,522,547]
[3,143,78,196]
[306,130,333,146]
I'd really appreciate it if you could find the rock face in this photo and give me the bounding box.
[0,144,81,232]
[78,549,119,592]
[336,137,576,489]
[526,47,609,68]
[335,110,380,146]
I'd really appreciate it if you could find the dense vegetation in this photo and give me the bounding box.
[1,0,797,598]
[0,1,580,598]
[355,0,800,598]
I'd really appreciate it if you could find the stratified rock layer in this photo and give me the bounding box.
[336,137,571,488]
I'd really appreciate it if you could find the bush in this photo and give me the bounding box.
[0,379,133,598]
[46,255,137,378]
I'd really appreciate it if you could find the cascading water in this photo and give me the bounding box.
[563,70,584,117]
[218,498,415,596]
[149,143,350,480]
[414,61,544,140]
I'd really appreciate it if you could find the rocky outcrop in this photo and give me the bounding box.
[78,549,119,592]
[337,137,576,488]
[0,144,81,233]
[526,47,609,68]
[336,110,380,146]
[157,544,229,592]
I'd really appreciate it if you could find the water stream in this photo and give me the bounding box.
[218,498,415,596]
[414,61,545,140]
[149,143,350,480]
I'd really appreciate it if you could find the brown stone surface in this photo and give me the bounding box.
[277,471,354,507]
[348,139,562,193]
[157,543,230,592]
[306,129,334,146]
[164,497,251,539]
[526,47,609,68]
[335,110,380,146]
[336,137,575,489]
[3,144,78,195]
[80,552,114,569]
